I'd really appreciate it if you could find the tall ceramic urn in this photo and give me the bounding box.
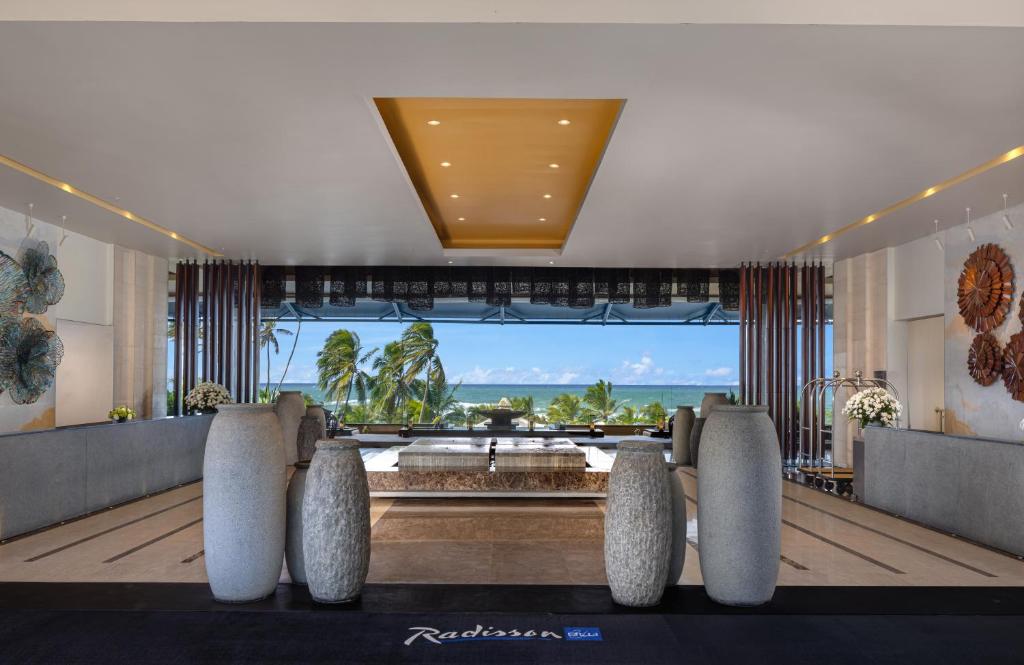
[665,462,687,586]
[203,404,286,602]
[303,439,371,603]
[689,417,706,468]
[275,391,305,466]
[306,404,328,433]
[671,406,695,465]
[296,415,324,461]
[697,405,781,606]
[604,440,672,607]
[700,392,729,417]
[286,460,310,585]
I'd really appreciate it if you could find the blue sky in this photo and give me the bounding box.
[262,322,748,386]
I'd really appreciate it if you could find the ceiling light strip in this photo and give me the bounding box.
[0,154,222,257]
[782,145,1024,258]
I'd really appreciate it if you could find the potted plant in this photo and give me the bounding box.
[108,405,136,423]
[184,381,233,414]
[842,387,902,429]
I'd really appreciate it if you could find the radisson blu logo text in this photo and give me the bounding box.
[404,625,604,645]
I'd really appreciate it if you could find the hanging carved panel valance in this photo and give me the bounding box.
[252,265,748,311]
[1003,332,1024,401]
[967,332,1003,386]
[957,243,1013,333]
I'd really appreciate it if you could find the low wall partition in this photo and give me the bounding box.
[0,415,213,539]
[862,426,1024,556]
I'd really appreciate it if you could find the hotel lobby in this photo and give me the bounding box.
[3,3,1024,663]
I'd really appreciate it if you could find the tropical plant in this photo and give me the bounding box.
[641,401,668,424]
[511,395,546,424]
[582,379,626,423]
[547,393,583,424]
[258,320,292,399]
[316,329,377,423]
[399,322,442,424]
[611,405,641,425]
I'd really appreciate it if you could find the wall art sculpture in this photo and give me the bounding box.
[0,242,66,403]
[1002,332,1024,402]
[967,332,1003,386]
[957,243,1013,333]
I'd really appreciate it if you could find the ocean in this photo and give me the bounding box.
[276,383,737,412]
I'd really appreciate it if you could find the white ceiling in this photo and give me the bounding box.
[0,22,1023,267]
[4,0,1024,26]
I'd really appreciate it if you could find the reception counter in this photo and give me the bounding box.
[862,426,1024,556]
[0,415,213,539]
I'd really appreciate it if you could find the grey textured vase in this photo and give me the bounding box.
[689,417,706,468]
[671,406,695,465]
[275,391,305,466]
[700,392,729,417]
[665,462,687,586]
[306,404,327,433]
[303,439,371,603]
[296,415,325,462]
[203,404,286,602]
[604,439,672,607]
[697,405,781,607]
[286,461,310,585]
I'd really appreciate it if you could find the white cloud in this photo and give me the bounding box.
[555,371,580,384]
[705,367,733,378]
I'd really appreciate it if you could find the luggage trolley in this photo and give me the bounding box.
[798,370,899,495]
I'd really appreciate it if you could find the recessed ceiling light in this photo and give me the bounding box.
[457,217,466,221]
[548,260,555,265]
[557,119,571,126]
[448,260,454,264]
[427,120,441,126]
[450,193,460,199]
[548,163,560,169]
[538,217,547,222]
[543,194,552,199]
[440,161,451,168]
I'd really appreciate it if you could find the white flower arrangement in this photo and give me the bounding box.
[841,387,902,428]
[184,381,233,412]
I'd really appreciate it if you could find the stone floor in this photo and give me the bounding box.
[2,466,1023,586]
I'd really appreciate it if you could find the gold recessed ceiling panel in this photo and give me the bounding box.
[376,97,623,250]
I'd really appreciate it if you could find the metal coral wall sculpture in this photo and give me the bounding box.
[0,316,65,404]
[957,243,1014,333]
[967,332,1003,386]
[0,251,28,316]
[20,241,65,314]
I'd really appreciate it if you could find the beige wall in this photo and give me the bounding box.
[906,315,944,431]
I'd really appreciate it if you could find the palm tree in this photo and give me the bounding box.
[641,401,668,425]
[274,318,302,396]
[547,393,583,424]
[511,395,545,425]
[582,379,626,423]
[370,341,413,422]
[258,320,292,398]
[612,405,641,424]
[399,322,442,424]
[317,329,377,422]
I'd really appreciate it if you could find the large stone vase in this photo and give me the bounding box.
[203,404,286,602]
[275,391,305,466]
[689,417,706,468]
[604,440,672,607]
[697,405,781,606]
[286,461,310,585]
[306,404,328,433]
[303,439,371,603]
[671,406,695,465]
[665,462,687,586]
[296,415,325,461]
[700,392,729,417]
